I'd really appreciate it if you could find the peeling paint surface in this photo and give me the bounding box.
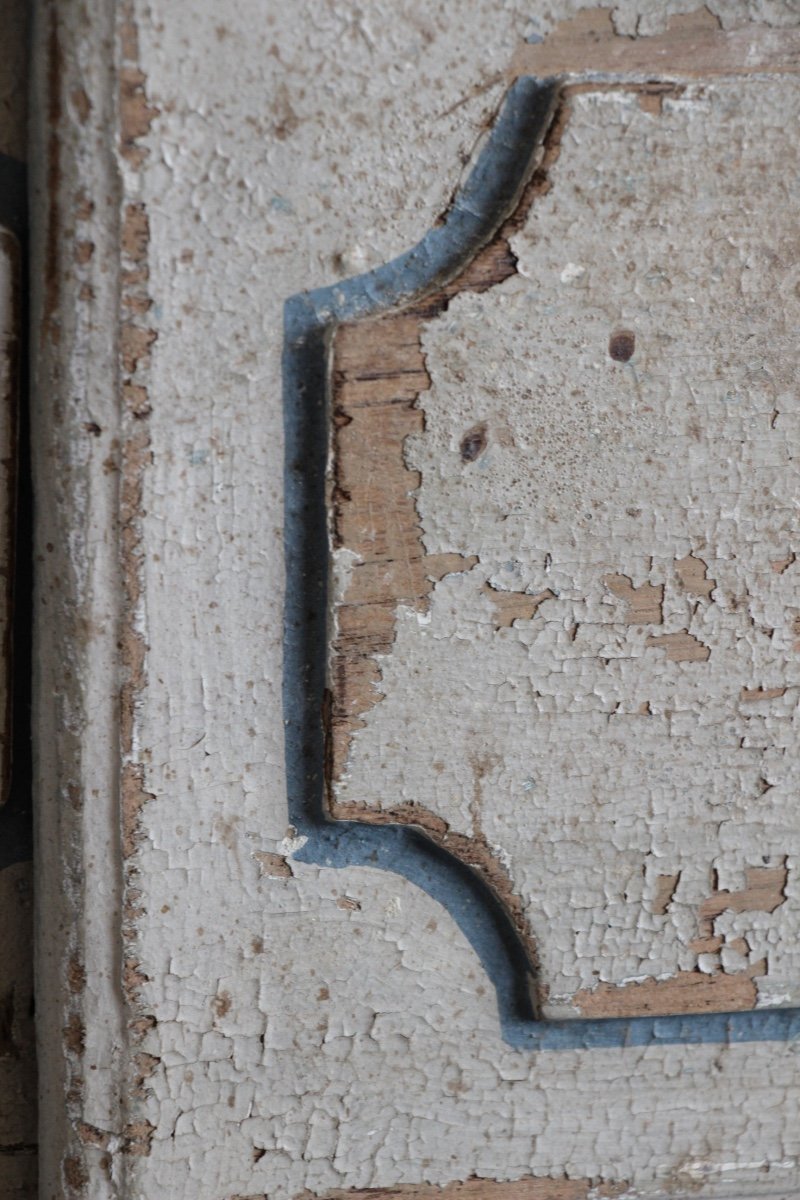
[35,0,800,1197]
[336,81,800,1018]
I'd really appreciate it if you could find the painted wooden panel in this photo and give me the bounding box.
[34,3,800,1199]
[330,76,800,1021]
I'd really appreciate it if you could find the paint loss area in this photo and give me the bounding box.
[329,80,800,1019]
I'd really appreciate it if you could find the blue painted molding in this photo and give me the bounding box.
[282,77,800,1050]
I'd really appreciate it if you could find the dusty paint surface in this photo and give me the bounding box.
[33,1,800,1198]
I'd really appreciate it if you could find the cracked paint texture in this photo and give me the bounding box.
[60,0,800,1196]
[335,81,800,1016]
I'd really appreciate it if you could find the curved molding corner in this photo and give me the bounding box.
[282,74,800,1051]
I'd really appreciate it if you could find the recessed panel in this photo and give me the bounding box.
[330,80,800,1019]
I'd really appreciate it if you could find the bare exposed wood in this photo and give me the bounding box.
[293,1178,629,1200]
[512,7,800,82]
[573,967,762,1018]
[330,314,478,767]
[740,686,786,703]
[699,863,787,926]
[483,583,556,630]
[328,98,570,787]
[675,554,716,599]
[644,630,710,663]
[651,873,679,917]
[605,574,663,625]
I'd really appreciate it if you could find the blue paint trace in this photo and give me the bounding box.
[282,76,800,1050]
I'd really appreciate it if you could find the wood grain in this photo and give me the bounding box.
[296,1179,628,1200]
[512,7,800,82]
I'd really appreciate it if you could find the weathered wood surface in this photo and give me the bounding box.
[513,7,800,80]
[35,2,800,1198]
[332,77,800,1020]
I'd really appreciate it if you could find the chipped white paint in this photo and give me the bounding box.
[338,80,800,1016]
[33,1,800,1198]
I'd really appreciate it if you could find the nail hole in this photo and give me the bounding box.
[460,422,488,463]
[609,329,635,362]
